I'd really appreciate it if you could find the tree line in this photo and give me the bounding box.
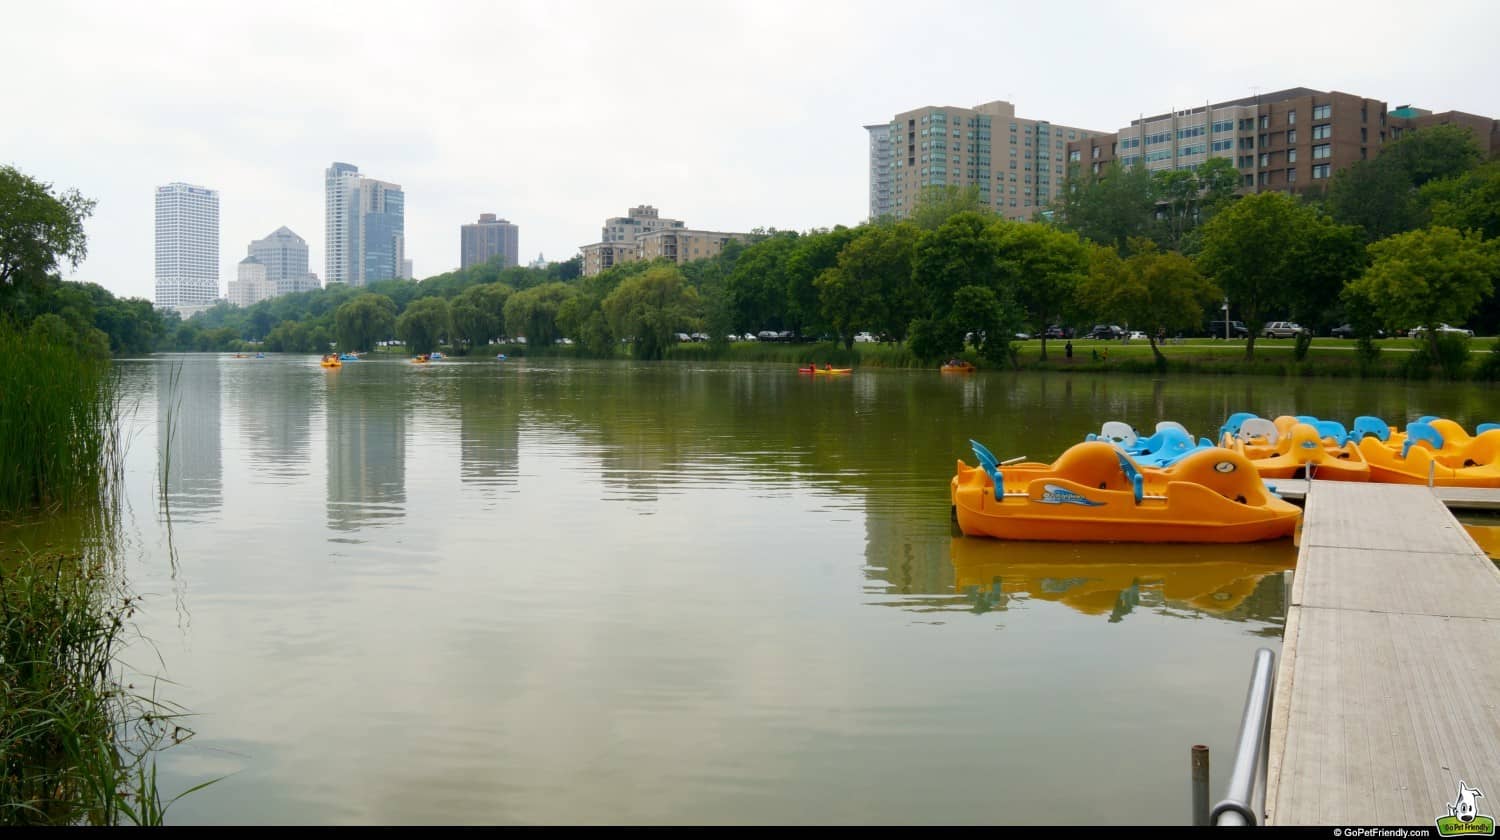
[3,122,1496,368]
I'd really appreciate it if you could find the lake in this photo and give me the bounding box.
[6,354,1496,825]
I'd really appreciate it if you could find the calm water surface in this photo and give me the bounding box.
[9,354,1498,825]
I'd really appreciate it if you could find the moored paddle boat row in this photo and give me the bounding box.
[951,439,1302,544]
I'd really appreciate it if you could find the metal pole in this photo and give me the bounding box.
[1192,744,1211,826]
[1211,647,1277,826]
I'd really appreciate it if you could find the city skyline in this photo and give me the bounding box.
[7,0,1499,303]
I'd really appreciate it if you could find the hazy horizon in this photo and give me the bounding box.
[7,0,1499,302]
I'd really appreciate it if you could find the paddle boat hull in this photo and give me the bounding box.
[1357,433,1500,487]
[941,362,976,373]
[952,441,1301,544]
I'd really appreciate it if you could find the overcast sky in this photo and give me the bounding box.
[8,0,1499,302]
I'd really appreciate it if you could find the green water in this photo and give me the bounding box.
[7,354,1496,825]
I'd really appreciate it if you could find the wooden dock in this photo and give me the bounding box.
[1264,481,1500,826]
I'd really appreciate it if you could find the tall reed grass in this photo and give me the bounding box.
[0,549,206,825]
[0,322,123,518]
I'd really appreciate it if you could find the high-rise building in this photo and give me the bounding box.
[248,226,318,296]
[227,256,276,307]
[1065,87,1499,196]
[154,182,220,312]
[325,162,406,287]
[878,101,1106,223]
[865,123,893,220]
[461,213,520,270]
[401,259,414,280]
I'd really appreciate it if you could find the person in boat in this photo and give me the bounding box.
[824,362,832,370]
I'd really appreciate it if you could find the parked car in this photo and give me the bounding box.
[1262,321,1308,339]
[1207,320,1249,338]
[854,331,876,343]
[1088,324,1123,340]
[1126,331,1147,341]
[1330,323,1386,339]
[1409,323,1474,339]
[1043,325,1071,340]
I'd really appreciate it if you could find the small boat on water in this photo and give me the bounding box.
[951,439,1301,543]
[412,354,431,365]
[429,351,445,360]
[941,360,976,373]
[320,354,342,368]
[339,353,360,361]
[798,365,852,375]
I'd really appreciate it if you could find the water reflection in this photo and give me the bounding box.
[949,537,1294,626]
[457,377,520,493]
[325,373,406,533]
[157,357,222,518]
[227,358,314,481]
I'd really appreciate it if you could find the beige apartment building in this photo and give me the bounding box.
[882,100,1108,222]
[638,229,752,263]
[1065,87,1498,195]
[579,205,751,276]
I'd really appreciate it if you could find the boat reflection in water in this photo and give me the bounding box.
[949,536,1296,623]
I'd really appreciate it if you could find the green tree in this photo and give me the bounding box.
[726,231,799,334]
[1053,161,1156,252]
[1198,192,1353,360]
[824,221,921,343]
[1343,226,1499,358]
[1422,160,1500,241]
[911,184,990,230]
[601,265,700,360]
[994,221,1089,360]
[449,283,512,353]
[0,165,96,300]
[950,285,1020,365]
[1325,157,1423,242]
[334,293,397,352]
[1151,157,1240,252]
[396,297,452,355]
[1383,123,1484,188]
[502,282,575,347]
[784,226,859,337]
[1078,241,1221,365]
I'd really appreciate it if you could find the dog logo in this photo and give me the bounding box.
[1035,484,1104,507]
[1437,780,1495,837]
[1214,461,1237,473]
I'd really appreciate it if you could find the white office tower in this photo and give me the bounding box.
[154,182,220,311]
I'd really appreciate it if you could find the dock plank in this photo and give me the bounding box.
[1264,481,1500,826]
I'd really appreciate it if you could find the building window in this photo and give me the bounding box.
[1259,171,1271,185]
[1312,124,1331,140]
[1287,148,1298,163]
[1244,174,1255,187]
[1091,147,1100,159]
[1312,164,1331,179]
[1313,144,1331,159]
[1068,150,1081,162]
[1287,110,1296,125]
[1313,104,1331,120]
[1259,153,1270,166]
[1360,127,1367,142]
[1286,129,1297,144]
[1361,107,1367,123]
[1259,115,1269,129]
[1286,168,1297,183]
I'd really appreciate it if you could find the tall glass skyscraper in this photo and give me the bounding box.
[325,163,405,286]
[154,182,220,311]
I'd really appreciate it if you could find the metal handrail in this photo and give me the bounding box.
[1210,647,1276,826]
